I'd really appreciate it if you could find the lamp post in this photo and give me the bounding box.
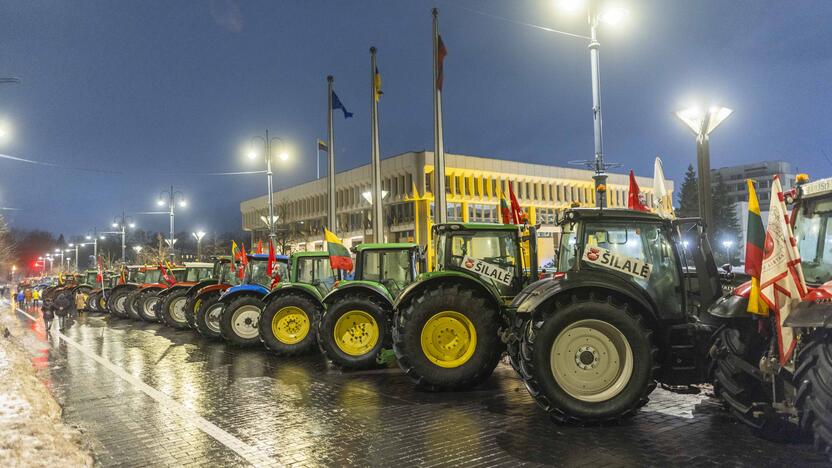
[107,212,135,263]
[68,243,79,272]
[192,231,206,260]
[133,245,143,262]
[557,0,628,207]
[85,228,105,265]
[248,131,289,245]
[158,187,186,262]
[54,248,64,271]
[675,105,733,241]
[722,239,734,263]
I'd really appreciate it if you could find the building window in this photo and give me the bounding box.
[447,202,463,221]
[469,204,497,223]
[446,175,452,194]
[491,178,498,198]
[425,173,432,194]
[537,207,557,225]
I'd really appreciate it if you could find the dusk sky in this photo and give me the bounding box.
[1,0,830,236]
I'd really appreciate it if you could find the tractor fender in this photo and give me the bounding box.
[514,270,659,325]
[138,283,167,293]
[72,284,93,294]
[197,283,231,297]
[394,271,501,311]
[264,283,324,307]
[783,300,832,328]
[185,279,219,297]
[707,290,750,320]
[109,284,138,296]
[157,283,193,300]
[219,284,269,305]
[323,282,392,309]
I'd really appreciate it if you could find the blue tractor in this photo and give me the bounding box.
[217,253,289,346]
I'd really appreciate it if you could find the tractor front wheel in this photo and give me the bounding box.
[137,291,161,322]
[194,293,223,339]
[795,329,832,461]
[160,289,190,329]
[319,293,389,369]
[515,293,657,424]
[184,294,202,329]
[85,291,101,312]
[125,290,143,320]
[219,296,264,346]
[393,284,503,390]
[107,289,132,318]
[260,293,320,355]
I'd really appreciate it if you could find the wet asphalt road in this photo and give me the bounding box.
[11,304,830,467]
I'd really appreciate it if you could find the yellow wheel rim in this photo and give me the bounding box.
[420,311,477,369]
[194,299,202,313]
[99,297,106,309]
[333,310,380,356]
[271,306,310,345]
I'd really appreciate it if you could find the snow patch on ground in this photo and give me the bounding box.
[0,305,92,467]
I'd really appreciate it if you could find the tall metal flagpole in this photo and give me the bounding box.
[370,47,384,242]
[327,76,337,233]
[588,6,607,208]
[432,8,447,224]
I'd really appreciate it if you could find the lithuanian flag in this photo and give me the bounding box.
[325,228,353,271]
[745,179,767,315]
[499,191,514,224]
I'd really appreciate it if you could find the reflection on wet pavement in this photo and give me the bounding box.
[13,306,829,467]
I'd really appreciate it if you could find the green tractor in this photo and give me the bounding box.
[259,251,336,355]
[318,243,423,369]
[394,210,726,423]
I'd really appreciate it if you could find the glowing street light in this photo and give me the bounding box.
[158,186,186,262]
[675,105,733,241]
[722,239,734,261]
[192,231,206,260]
[247,131,289,244]
[556,0,630,207]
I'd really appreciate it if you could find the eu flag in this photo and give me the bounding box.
[332,91,353,119]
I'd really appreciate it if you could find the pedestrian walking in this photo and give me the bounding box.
[42,304,53,332]
[16,290,24,308]
[32,289,40,307]
[24,288,32,306]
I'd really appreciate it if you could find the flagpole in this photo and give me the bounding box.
[370,47,384,242]
[327,76,337,233]
[432,8,447,224]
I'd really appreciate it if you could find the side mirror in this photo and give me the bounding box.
[721,263,732,274]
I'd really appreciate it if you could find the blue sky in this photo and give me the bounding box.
[1,0,830,236]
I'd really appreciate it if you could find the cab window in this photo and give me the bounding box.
[446,230,519,295]
[297,257,335,286]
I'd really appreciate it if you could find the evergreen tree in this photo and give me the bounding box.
[677,164,699,218]
[712,173,743,264]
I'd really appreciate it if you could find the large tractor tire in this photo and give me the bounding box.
[393,284,504,390]
[184,294,202,329]
[712,318,798,439]
[796,329,832,462]
[84,291,99,312]
[125,290,143,320]
[219,296,264,346]
[318,293,390,369]
[97,292,109,313]
[260,293,321,356]
[194,293,223,339]
[107,288,132,318]
[136,290,162,322]
[160,289,190,329]
[514,292,657,424]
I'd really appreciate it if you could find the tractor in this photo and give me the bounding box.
[189,259,243,338]
[710,175,832,459]
[85,271,118,313]
[318,243,423,369]
[42,274,80,318]
[259,251,337,356]
[72,269,98,311]
[106,265,145,318]
[156,261,215,329]
[125,266,184,321]
[217,253,289,346]
[393,210,727,424]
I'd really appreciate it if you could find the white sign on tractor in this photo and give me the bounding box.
[460,255,513,286]
[582,246,652,280]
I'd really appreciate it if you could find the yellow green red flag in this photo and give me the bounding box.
[325,228,353,271]
[745,179,767,315]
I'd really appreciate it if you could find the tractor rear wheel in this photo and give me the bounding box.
[85,291,100,312]
[712,319,798,439]
[107,289,132,318]
[515,292,657,424]
[795,329,832,461]
[319,293,389,369]
[184,294,202,329]
[125,290,143,320]
[220,296,264,346]
[137,291,161,322]
[160,289,190,329]
[98,293,108,312]
[260,293,320,355]
[393,284,504,390]
[194,293,223,339]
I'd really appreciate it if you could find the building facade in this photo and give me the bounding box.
[240,151,670,265]
[711,161,795,209]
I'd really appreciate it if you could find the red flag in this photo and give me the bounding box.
[499,190,515,224]
[436,35,447,91]
[256,239,263,254]
[267,240,276,277]
[627,170,650,212]
[508,182,528,224]
[238,244,247,280]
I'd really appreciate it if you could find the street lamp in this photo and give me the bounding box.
[54,248,64,271]
[106,212,135,263]
[132,245,144,262]
[85,230,106,265]
[192,231,206,260]
[675,105,733,241]
[557,0,629,207]
[247,131,289,244]
[158,186,186,262]
[722,239,734,262]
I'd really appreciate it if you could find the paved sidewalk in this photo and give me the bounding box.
[14,306,829,467]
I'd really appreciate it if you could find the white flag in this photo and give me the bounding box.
[653,157,674,218]
[759,176,807,365]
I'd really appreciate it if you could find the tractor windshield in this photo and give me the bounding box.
[360,249,413,294]
[557,223,578,271]
[296,257,335,287]
[794,197,832,285]
[185,267,213,282]
[143,269,162,283]
[246,260,285,287]
[439,229,520,296]
[85,272,98,285]
[132,269,145,283]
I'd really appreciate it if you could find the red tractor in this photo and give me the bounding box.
[710,175,832,460]
[125,265,185,322]
[189,259,243,339]
[155,261,216,329]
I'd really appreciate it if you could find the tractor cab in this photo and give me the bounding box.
[182,262,214,283]
[82,270,99,286]
[353,243,422,299]
[792,178,832,287]
[290,251,336,296]
[242,253,287,288]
